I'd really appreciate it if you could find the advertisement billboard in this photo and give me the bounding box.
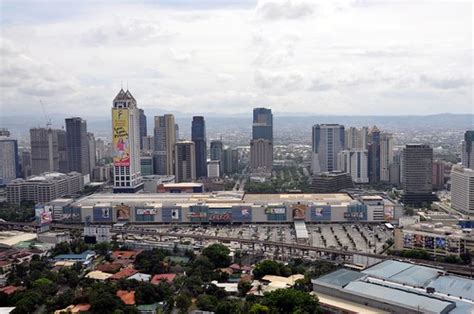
[291,204,308,220]
[112,108,130,167]
[435,237,446,249]
[403,233,413,248]
[35,205,53,225]
[232,206,252,222]
[62,206,81,222]
[384,205,394,221]
[264,207,286,215]
[208,208,232,223]
[311,205,331,221]
[93,207,112,222]
[189,205,208,222]
[136,208,157,215]
[116,204,131,220]
[414,234,424,247]
[345,204,367,221]
[162,207,182,222]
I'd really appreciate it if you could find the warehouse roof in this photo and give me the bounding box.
[362,260,441,287]
[243,193,353,204]
[344,281,455,313]
[71,192,354,207]
[312,269,366,288]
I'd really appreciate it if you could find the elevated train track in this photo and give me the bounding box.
[0,221,472,276]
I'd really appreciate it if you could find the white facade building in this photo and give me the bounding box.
[207,160,220,178]
[451,165,474,214]
[344,127,368,150]
[112,89,143,193]
[337,149,369,183]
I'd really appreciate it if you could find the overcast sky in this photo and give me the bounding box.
[0,0,472,118]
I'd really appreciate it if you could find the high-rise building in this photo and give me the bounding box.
[250,139,273,173]
[0,129,19,185]
[95,138,106,162]
[231,148,239,173]
[153,114,176,175]
[223,146,234,174]
[251,108,273,173]
[450,165,474,214]
[30,127,59,175]
[210,140,224,176]
[191,116,207,178]
[380,133,394,182]
[20,150,32,178]
[402,144,436,206]
[142,136,154,152]
[174,141,196,182]
[111,89,143,193]
[252,108,273,140]
[57,129,69,174]
[337,149,369,183]
[66,117,90,175]
[461,130,474,169]
[311,124,345,174]
[139,109,147,150]
[432,160,445,190]
[367,126,381,183]
[344,127,368,150]
[88,133,96,174]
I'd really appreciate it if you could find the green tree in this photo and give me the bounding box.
[90,292,123,314]
[175,291,192,314]
[238,280,252,297]
[32,278,57,296]
[253,260,291,280]
[202,244,231,268]
[249,303,270,314]
[261,289,320,314]
[196,294,219,312]
[134,249,167,274]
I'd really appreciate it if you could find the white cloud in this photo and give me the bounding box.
[0,0,471,117]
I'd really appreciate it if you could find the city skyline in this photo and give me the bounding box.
[0,0,472,118]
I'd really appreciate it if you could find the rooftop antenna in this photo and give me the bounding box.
[126,81,129,90]
[121,80,123,89]
[39,100,52,128]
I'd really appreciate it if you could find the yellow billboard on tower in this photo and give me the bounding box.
[112,108,130,166]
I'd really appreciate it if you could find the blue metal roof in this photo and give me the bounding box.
[428,275,474,301]
[312,268,366,288]
[344,281,456,313]
[362,260,440,287]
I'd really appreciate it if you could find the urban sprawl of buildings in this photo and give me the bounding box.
[0,89,473,313]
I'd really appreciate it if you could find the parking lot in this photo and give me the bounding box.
[122,223,393,255]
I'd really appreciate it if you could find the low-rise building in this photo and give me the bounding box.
[6,172,84,204]
[394,223,474,257]
[312,260,474,313]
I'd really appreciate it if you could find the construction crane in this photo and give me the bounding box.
[39,100,52,128]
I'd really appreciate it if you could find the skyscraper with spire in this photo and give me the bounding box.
[112,89,143,193]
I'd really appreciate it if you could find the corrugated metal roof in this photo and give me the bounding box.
[312,269,366,288]
[428,275,474,301]
[344,281,455,313]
